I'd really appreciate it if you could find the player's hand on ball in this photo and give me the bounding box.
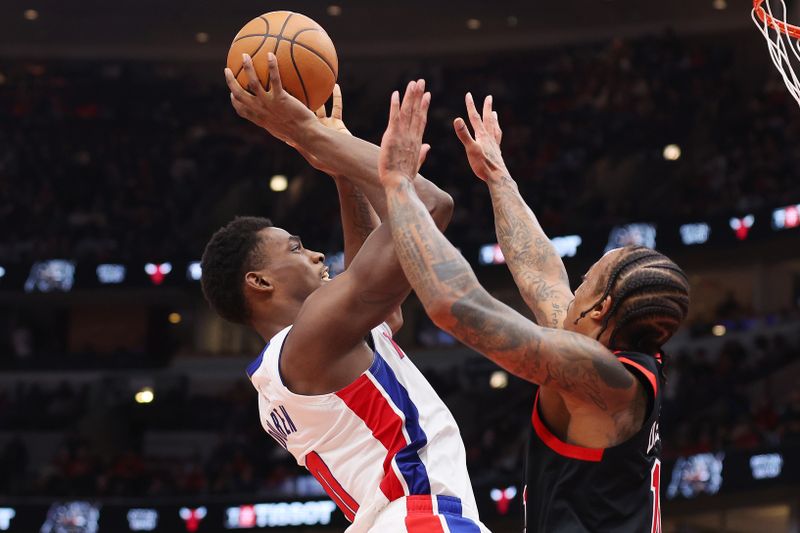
[225,52,317,147]
[454,93,509,183]
[378,80,431,187]
[315,84,351,136]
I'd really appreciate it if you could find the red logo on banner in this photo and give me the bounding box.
[490,486,517,515]
[179,507,206,532]
[145,262,172,285]
[729,215,754,241]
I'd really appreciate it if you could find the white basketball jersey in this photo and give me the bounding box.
[246,322,481,532]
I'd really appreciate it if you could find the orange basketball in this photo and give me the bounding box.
[227,11,338,111]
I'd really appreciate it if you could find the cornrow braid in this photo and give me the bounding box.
[578,246,690,356]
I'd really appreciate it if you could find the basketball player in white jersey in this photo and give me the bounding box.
[204,53,489,532]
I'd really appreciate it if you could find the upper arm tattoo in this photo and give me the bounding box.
[447,288,633,413]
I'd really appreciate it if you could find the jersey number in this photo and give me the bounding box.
[650,459,662,533]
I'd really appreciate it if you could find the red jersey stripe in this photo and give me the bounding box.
[336,374,408,501]
[531,393,604,462]
[305,451,359,522]
[618,357,658,395]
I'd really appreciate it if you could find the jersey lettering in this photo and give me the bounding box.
[264,405,298,449]
[650,459,662,533]
[647,421,660,454]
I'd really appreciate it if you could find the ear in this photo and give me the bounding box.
[589,295,613,321]
[244,271,273,294]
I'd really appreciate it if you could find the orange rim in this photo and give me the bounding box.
[754,0,800,39]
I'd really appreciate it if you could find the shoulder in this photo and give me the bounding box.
[614,351,663,399]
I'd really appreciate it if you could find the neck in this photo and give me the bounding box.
[250,298,304,342]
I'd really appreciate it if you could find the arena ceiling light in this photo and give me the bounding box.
[713,0,728,10]
[195,32,209,44]
[270,174,288,192]
[23,9,38,21]
[466,18,482,30]
[663,144,682,161]
[489,370,508,389]
[134,387,155,404]
[326,5,342,16]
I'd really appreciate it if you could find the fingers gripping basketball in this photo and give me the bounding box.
[227,11,338,110]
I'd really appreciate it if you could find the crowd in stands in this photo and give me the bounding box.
[2,30,800,264]
[0,321,797,498]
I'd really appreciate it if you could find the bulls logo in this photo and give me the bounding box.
[145,262,172,285]
[490,486,517,515]
[179,507,206,532]
[729,215,754,241]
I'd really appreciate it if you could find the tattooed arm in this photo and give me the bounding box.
[313,87,403,333]
[384,177,642,445]
[454,93,573,328]
[380,93,643,447]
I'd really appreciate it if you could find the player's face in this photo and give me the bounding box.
[256,227,329,301]
[563,249,623,338]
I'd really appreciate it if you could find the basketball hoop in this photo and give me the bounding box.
[753,0,800,105]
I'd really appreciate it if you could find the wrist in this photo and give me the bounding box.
[486,171,515,188]
[284,116,326,150]
[381,171,413,188]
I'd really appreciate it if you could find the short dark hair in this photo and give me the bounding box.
[579,246,690,355]
[201,216,273,325]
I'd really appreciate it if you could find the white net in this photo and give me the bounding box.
[752,0,800,106]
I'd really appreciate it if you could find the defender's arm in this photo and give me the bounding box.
[454,93,573,328]
[381,173,641,447]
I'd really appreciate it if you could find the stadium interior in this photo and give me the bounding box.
[0,1,799,531]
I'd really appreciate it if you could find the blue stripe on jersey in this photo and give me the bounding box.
[246,342,270,378]
[441,513,482,532]
[370,352,431,495]
[436,495,462,515]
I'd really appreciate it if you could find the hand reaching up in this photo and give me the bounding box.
[378,79,431,188]
[453,93,509,184]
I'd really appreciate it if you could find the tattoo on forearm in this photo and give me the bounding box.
[385,178,635,430]
[490,178,572,327]
[349,188,377,240]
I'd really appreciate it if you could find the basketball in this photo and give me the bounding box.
[227,11,338,111]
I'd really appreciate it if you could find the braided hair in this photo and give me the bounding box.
[577,246,690,356]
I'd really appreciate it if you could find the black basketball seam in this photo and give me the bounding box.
[233,16,270,80]
[232,31,337,79]
[288,28,338,79]
[267,13,295,90]
[233,34,268,80]
[289,42,311,107]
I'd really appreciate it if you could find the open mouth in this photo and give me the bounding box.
[321,267,330,280]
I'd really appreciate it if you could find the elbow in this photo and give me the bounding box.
[425,296,456,332]
[428,190,454,230]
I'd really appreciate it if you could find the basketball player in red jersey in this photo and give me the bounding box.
[205,54,490,531]
[378,90,690,532]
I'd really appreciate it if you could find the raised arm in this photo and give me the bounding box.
[225,53,450,227]
[453,93,573,328]
[314,86,403,333]
[379,101,642,447]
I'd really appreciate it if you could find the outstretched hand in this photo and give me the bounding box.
[378,79,431,188]
[315,84,350,136]
[224,52,318,147]
[454,93,509,183]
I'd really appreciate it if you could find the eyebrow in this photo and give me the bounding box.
[288,235,302,246]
